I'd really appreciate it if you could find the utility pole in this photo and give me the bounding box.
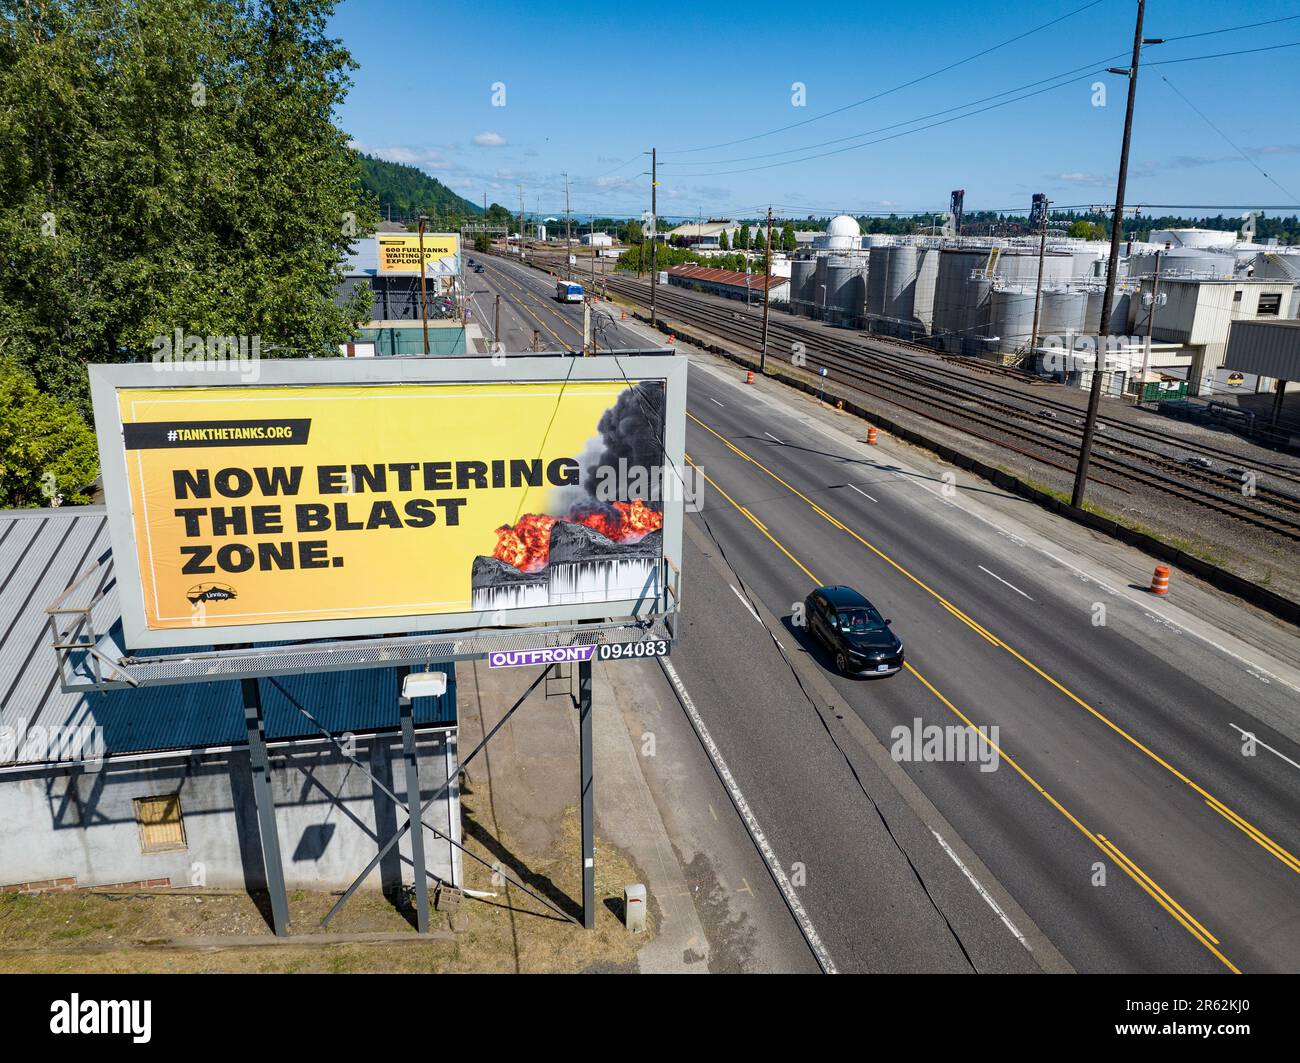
[564,174,572,280]
[1073,0,1148,508]
[1028,195,1050,360]
[760,206,774,374]
[1137,248,1162,399]
[417,214,431,355]
[649,148,658,330]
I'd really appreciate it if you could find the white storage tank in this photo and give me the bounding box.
[1040,288,1088,340]
[987,287,1038,352]
[790,257,818,315]
[933,248,994,353]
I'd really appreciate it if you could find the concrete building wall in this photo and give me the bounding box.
[0,731,460,893]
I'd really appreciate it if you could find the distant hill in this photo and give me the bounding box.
[357,153,481,225]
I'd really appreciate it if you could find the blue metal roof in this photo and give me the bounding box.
[0,507,456,765]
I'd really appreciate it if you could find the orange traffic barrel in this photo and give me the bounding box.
[746,370,755,384]
[1150,565,1170,596]
[867,426,879,445]
[668,334,676,344]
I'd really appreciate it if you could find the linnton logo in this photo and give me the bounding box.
[50,994,151,1043]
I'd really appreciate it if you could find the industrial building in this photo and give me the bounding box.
[664,220,739,249]
[581,232,614,247]
[0,507,462,898]
[667,263,789,304]
[779,215,1300,399]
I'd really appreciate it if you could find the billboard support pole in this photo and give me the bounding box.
[578,657,595,929]
[241,672,290,937]
[398,670,431,934]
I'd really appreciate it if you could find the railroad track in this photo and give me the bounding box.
[561,263,1300,542]
[497,248,1300,538]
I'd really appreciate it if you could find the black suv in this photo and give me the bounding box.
[804,585,904,677]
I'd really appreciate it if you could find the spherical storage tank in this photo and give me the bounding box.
[815,214,862,251]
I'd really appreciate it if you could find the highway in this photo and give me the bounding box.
[676,360,1300,973]
[479,251,1300,972]
[466,252,648,353]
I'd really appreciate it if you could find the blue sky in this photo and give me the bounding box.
[329,0,1300,221]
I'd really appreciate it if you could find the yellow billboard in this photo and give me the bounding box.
[111,379,668,638]
[376,233,460,275]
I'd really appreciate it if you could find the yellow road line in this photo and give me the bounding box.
[479,259,577,347]
[1095,834,1220,946]
[692,451,1241,973]
[1205,798,1300,874]
[687,411,1300,877]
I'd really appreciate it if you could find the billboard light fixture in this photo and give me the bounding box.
[402,671,448,700]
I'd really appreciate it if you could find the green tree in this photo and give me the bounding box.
[0,0,378,418]
[737,223,751,250]
[718,229,729,251]
[0,357,99,507]
[1067,220,1108,240]
[781,222,797,253]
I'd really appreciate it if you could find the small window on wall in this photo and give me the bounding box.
[1258,293,1282,316]
[134,794,187,853]
[1232,290,1243,303]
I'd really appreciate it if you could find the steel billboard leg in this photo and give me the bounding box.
[578,658,595,929]
[242,676,290,937]
[399,680,430,934]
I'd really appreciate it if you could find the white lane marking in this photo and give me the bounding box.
[730,583,763,624]
[710,397,725,407]
[847,484,878,503]
[659,657,837,974]
[978,565,1034,601]
[691,353,1300,697]
[1229,723,1300,772]
[764,431,785,445]
[931,829,1032,953]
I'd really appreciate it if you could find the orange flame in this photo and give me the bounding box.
[493,500,664,572]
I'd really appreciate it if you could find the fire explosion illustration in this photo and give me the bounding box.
[493,499,663,572]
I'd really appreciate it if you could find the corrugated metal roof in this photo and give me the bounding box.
[0,507,455,766]
[667,264,787,292]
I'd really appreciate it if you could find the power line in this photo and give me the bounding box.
[1156,13,1300,43]
[656,68,1107,178]
[662,51,1129,170]
[1157,74,1300,204]
[662,0,1106,155]
[656,40,1300,179]
[1143,40,1300,67]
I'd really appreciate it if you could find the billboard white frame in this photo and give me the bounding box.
[89,355,686,650]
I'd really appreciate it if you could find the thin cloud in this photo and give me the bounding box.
[473,131,506,147]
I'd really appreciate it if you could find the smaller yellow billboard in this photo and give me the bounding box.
[377,233,460,275]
